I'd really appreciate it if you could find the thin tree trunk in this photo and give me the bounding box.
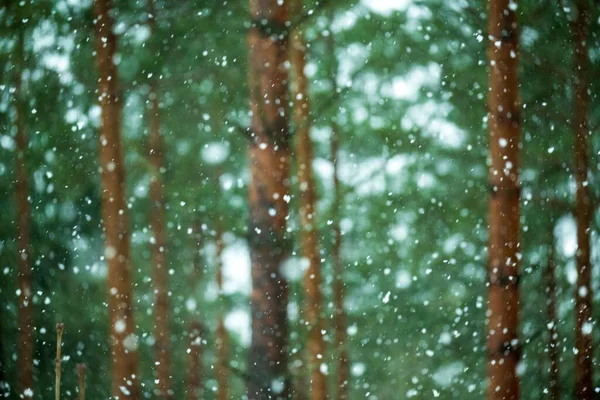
[191,220,204,284]
[331,132,349,400]
[291,344,309,400]
[186,220,204,399]
[186,321,204,400]
[571,1,593,397]
[14,29,34,398]
[326,16,350,400]
[486,0,521,398]
[92,0,139,397]
[0,313,5,395]
[246,0,292,398]
[289,1,327,398]
[147,1,171,397]
[215,228,229,400]
[545,242,560,400]
[77,364,86,400]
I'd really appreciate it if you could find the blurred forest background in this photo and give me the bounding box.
[0,0,599,399]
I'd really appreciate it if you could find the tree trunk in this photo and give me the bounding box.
[14,29,34,398]
[92,0,139,397]
[0,313,6,395]
[289,1,327,398]
[215,228,229,400]
[545,242,560,400]
[326,17,350,400]
[186,321,204,400]
[186,221,204,400]
[571,2,593,397]
[246,0,292,398]
[191,220,204,284]
[147,1,172,397]
[486,0,521,398]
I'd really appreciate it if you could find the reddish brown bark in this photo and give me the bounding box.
[92,0,139,397]
[289,2,327,397]
[545,242,560,400]
[246,0,292,398]
[571,2,593,398]
[14,30,34,397]
[186,221,204,399]
[186,322,204,400]
[147,1,172,397]
[191,220,204,285]
[77,364,86,400]
[0,314,5,395]
[331,126,350,400]
[215,229,230,400]
[486,0,521,398]
[326,20,350,400]
[216,318,229,400]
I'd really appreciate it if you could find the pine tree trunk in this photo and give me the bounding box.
[326,19,350,400]
[0,314,5,395]
[186,221,204,400]
[215,229,230,400]
[486,0,521,398]
[289,1,327,398]
[147,1,171,397]
[191,220,204,284]
[331,124,350,400]
[246,0,291,398]
[149,78,172,400]
[92,0,139,397]
[545,242,560,400]
[186,321,204,400]
[14,30,34,398]
[216,318,229,400]
[571,2,593,397]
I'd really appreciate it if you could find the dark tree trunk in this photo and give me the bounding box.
[14,29,34,398]
[246,0,292,398]
[545,242,560,400]
[215,228,230,400]
[331,125,350,400]
[0,313,5,395]
[571,2,593,397]
[289,0,327,398]
[326,18,350,400]
[147,1,172,397]
[92,0,139,397]
[186,221,205,400]
[486,0,521,398]
[186,322,204,400]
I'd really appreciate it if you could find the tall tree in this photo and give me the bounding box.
[246,0,292,397]
[486,0,522,398]
[326,16,350,400]
[147,0,172,397]
[215,227,229,400]
[186,221,204,400]
[330,111,350,400]
[570,1,593,397]
[545,240,560,400]
[186,322,204,400]
[14,28,34,398]
[289,0,327,398]
[0,314,5,395]
[92,0,139,397]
